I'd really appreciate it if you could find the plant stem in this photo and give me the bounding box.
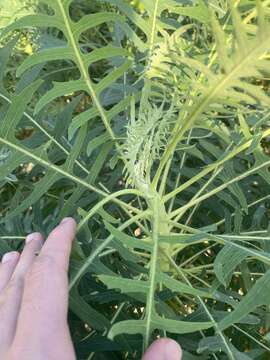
[145,196,160,348]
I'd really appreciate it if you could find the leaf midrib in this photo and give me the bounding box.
[56,0,116,142]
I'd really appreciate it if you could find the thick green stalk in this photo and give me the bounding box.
[145,195,160,347]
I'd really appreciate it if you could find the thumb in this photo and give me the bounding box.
[142,338,182,360]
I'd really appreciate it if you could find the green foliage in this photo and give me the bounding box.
[0,0,270,358]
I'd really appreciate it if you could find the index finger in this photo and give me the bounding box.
[39,217,77,271]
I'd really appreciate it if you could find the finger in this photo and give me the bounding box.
[0,275,24,356]
[142,338,182,360]
[0,233,44,353]
[11,232,43,280]
[39,217,76,271]
[0,252,21,354]
[0,252,20,293]
[21,218,76,316]
[13,218,76,348]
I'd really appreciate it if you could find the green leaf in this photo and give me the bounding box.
[2,171,61,223]
[218,269,270,331]
[158,272,213,298]
[99,273,213,298]
[34,80,86,115]
[17,48,75,77]
[104,221,152,252]
[245,132,263,155]
[98,275,149,294]
[69,289,110,331]
[198,335,251,359]
[172,0,210,24]
[0,80,42,138]
[109,317,213,339]
[214,244,249,287]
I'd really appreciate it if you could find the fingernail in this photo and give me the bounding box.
[2,251,19,263]
[164,340,182,360]
[25,232,42,243]
[60,217,72,224]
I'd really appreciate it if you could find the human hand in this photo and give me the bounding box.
[0,217,182,360]
[0,217,77,360]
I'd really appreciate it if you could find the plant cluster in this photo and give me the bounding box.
[0,0,270,358]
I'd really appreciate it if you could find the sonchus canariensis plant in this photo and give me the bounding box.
[0,0,270,358]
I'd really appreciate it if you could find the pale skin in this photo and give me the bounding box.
[0,217,182,360]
